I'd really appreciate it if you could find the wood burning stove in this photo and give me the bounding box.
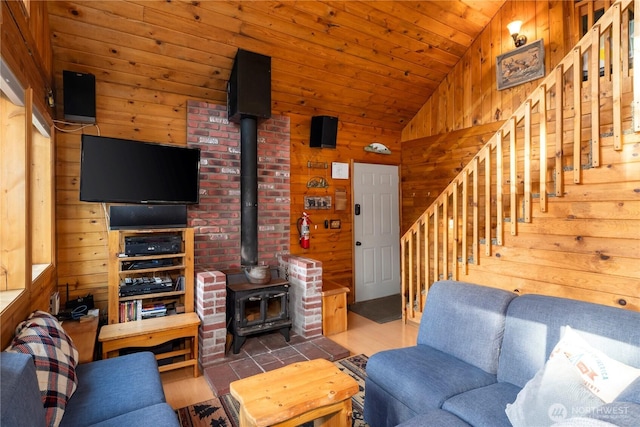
[225,268,292,354]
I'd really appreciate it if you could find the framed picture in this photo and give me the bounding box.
[304,195,332,210]
[496,39,545,90]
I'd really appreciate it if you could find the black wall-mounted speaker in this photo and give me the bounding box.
[310,116,338,148]
[227,49,271,123]
[63,70,96,124]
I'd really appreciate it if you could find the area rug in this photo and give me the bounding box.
[176,354,369,427]
[349,294,402,323]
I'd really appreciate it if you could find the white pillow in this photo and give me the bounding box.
[505,326,640,427]
[553,326,640,403]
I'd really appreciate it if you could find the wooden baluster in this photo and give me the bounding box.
[473,157,479,265]
[496,130,504,245]
[573,47,583,184]
[433,203,439,283]
[462,172,468,274]
[539,85,548,213]
[524,100,532,223]
[555,65,564,197]
[484,147,492,256]
[442,194,448,280]
[402,236,410,321]
[424,211,430,308]
[414,224,420,318]
[612,3,622,150]
[591,25,601,167]
[509,117,518,235]
[452,181,458,280]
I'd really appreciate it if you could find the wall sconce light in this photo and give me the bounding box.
[507,20,527,48]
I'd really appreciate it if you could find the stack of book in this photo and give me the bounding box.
[119,300,142,322]
[141,303,166,319]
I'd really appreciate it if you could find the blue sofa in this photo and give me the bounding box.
[1,351,180,427]
[364,280,640,427]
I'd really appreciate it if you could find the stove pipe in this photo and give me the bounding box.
[240,117,258,266]
[227,49,271,267]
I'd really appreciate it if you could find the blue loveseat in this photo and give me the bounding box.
[1,310,179,427]
[364,280,640,427]
[1,351,180,427]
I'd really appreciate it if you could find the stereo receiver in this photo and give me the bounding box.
[124,234,181,256]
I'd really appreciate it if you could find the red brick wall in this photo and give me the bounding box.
[186,101,290,270]
[280,255,323,338]
[195,270,227,366]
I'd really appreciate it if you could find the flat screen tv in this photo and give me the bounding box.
[79,135,200,204]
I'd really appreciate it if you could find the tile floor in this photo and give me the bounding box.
[203,330,350,396]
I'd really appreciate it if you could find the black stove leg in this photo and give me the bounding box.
[279,327,290,342]
[233,335,246,354]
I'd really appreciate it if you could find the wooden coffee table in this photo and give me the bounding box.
[229,358,359,427]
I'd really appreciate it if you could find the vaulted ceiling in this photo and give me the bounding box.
[48,1,506,132]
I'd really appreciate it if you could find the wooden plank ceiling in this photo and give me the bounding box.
[48,1,505,132]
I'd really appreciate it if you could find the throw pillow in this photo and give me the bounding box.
[552,326,640,403]
[14,311,78,359]
[505,326,640,427]
[506,346,605,426]
[6,311,79,427]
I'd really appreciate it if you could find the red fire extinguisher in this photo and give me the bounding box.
[297,212,311,249]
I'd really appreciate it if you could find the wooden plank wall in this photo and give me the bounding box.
[401,122,503,234]
[50,9,402,312]
[402,0,573,141]
[4,0,632,325]
[401,1,640,312]
[288,115,400,303]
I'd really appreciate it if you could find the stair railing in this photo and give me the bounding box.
[401,0,636,323]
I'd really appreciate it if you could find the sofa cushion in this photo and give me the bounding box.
[88,403,179,427]
[617,377,640,404]
[6,311,79,427]
[396,409,472,427]
[0,352,47,427]
[363,378,422,427]
[498,294,640,388]
[366,345,497,412]
[418,280,517,374]
[60,351,166,427]
[583,378,640,427]
[442,381,521,427]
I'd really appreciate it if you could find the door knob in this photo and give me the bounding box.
[356,241,362,246]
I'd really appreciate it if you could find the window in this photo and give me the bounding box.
[31,106,54,280]
[0,57,54,312]
[1,60,27,302]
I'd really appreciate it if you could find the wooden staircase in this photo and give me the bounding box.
[401,0,640,324]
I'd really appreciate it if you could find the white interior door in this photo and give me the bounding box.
[353,163,400,302]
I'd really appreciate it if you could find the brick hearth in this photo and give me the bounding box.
[196,254,326,369]
[203,330,349,396]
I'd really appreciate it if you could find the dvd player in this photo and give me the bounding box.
[124,234,181,256]
[123,259,174,270]
[119,277,174,297]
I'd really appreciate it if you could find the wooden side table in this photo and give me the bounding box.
[98,312,200,377]
[230,358,358,427]
[62,316,99,364]
[322,280,350,336]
